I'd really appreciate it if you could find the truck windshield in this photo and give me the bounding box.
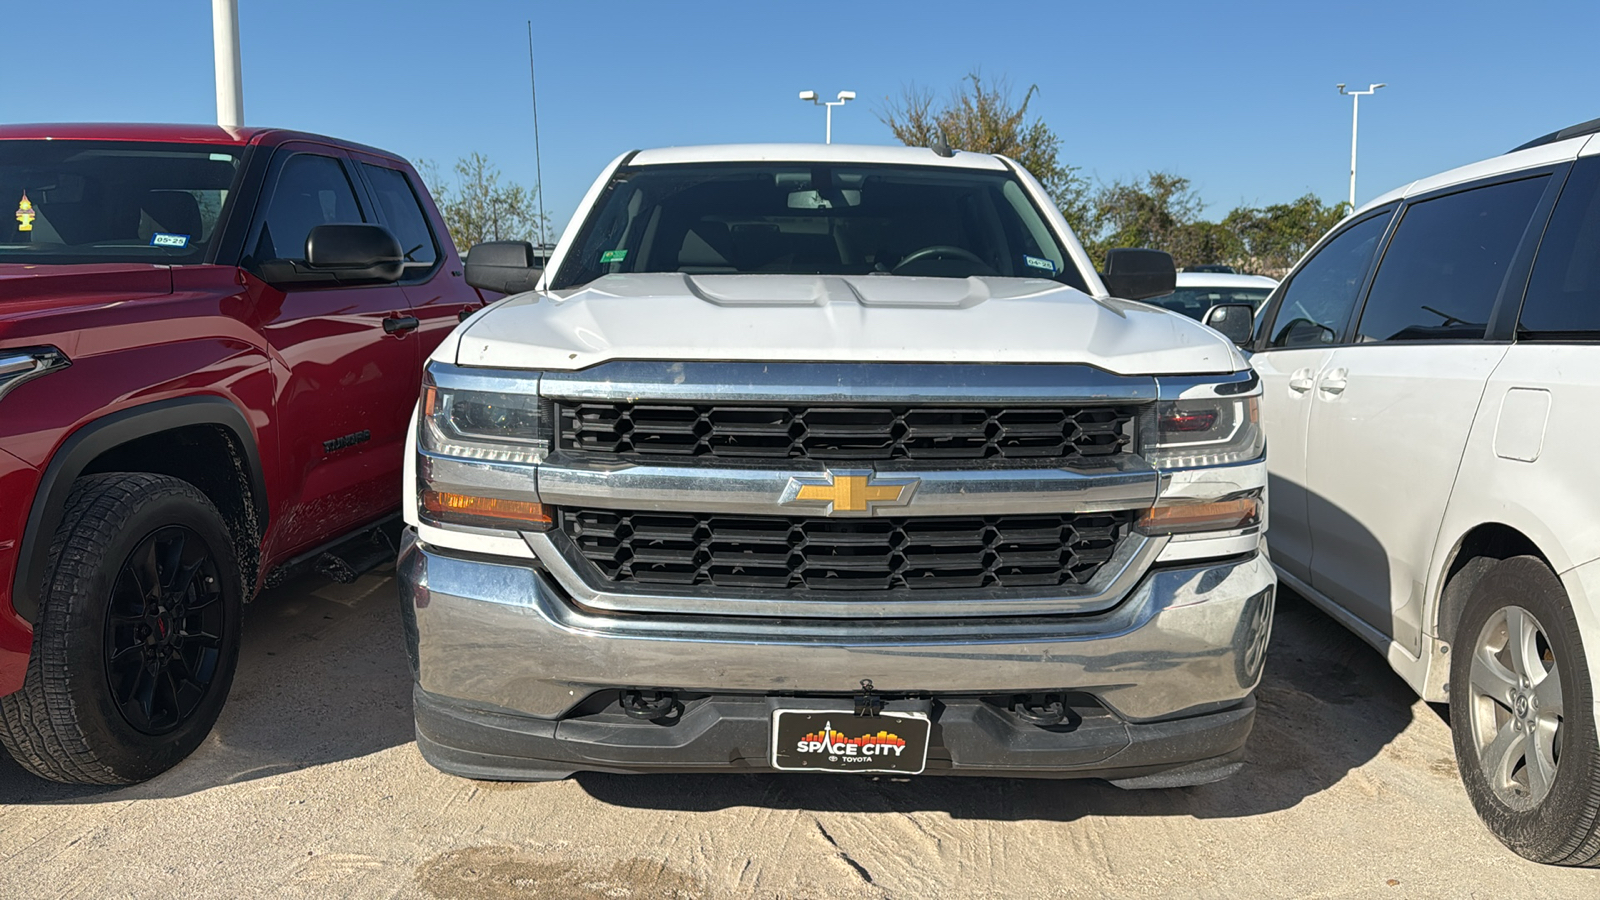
[1,140,244,266]
[551,162,1087,290]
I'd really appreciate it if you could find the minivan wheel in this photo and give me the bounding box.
[1449,556,1600,866]
[0,473,243,785]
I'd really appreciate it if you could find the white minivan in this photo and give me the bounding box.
[1248,118,1600,866]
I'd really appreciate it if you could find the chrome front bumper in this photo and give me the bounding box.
[398,529,1275,724]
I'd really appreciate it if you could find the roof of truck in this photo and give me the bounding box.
[0,123,403,159]
[628,143,1011,170]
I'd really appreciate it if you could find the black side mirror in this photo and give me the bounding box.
[1102,248,1177,301]
[465,241,543,294]
[256,223,404,287]
[1202,303,1255,346]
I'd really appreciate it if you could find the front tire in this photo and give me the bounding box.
[1449,556,1600,866]
[0,473,244,785]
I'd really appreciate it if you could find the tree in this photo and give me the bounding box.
[1079,173,1344,275]
[1082,172,1209,266]
[1221,194,1348,275]
[416,153,548,252]
[879,72,1093,230]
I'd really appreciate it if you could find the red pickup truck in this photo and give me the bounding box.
[0,124,480,784]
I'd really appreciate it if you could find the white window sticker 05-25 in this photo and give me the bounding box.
[150,232,191,249]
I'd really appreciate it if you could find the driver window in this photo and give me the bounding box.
[248,153,365,269]
[1267,210,1391,348]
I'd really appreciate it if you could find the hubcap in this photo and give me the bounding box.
[1466,604,1564,809]
[103,525,226,736]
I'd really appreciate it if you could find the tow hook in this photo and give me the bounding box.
[1011,693,1067,726]
[619,690,682,723]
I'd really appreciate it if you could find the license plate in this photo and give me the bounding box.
[770,710,930,775]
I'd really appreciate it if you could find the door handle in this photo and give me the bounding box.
[1319,368,1348,395]
[382,315,420,335]
[1288,368,1316,393]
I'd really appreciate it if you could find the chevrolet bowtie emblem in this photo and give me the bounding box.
[780,469,919,515]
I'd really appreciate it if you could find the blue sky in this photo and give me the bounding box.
[5,1,1596,238]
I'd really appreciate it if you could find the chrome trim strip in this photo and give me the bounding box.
[534,455,1159,516]
[419,451,543,502]
[1153,369,1259,401]
[0,346,70,403]
[538,361,1157,404]
[523,529,1168,618]
[427,361,541,394]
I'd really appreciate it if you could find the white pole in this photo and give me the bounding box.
[825,104,833,144]
[1349,92,1359,210]
[213,0,244,128]
[1337,83,1385,210]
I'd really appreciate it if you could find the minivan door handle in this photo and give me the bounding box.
[1319,368,1348,395]
[382,315,420,335]
[1288,368,1316,393]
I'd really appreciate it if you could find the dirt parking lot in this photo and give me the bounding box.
[1,567,1596,899]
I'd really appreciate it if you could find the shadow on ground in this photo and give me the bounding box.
[0,566,415,804]
[0,576,1420,822]
[571,588,1421,822]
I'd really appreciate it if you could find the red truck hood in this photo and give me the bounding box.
[0,263,173,317]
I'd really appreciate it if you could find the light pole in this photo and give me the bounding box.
[1337,82,1386,210]
[799,90,856,144]
[212,0,244,127]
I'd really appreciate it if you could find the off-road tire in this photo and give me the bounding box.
[1449,556,1600,866]
[0,473,243,785]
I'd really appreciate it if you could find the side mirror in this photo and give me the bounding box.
[1102,248,1177,301]
[255,223,404,287]
[465,241,543,294]
[1202,303,1256,346]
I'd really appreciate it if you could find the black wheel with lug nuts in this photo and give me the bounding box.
[1449,556,1600,866]
[0,473,243,785]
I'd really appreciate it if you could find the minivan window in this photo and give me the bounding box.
[1355,176,1547,343]
[1519,158,1600,339]
[1266,211,1390,348]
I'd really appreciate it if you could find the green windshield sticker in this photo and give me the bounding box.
[600,249,628,264]
[1024,255,1055,273]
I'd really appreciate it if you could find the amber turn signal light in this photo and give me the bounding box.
[421,490,551,530]
[1136,497,1259,536]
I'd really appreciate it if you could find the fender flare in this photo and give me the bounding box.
[11,397,269,623]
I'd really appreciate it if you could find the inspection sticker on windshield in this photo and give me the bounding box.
[150,232,190,248]
[600,249,627,264]
[1024,255,1055,273]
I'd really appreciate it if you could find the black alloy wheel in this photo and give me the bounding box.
[104,525,228,735]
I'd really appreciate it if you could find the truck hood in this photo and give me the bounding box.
[0,263,173,316]
[451,274,1245,375]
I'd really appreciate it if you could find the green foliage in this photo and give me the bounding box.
[878,71,1093,230]
[1080,172,1348,276]
[1221,194,1350,275]
[880,72,1344,277]
[416,153,548,252]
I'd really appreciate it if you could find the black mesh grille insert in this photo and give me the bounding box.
[557,402,1138,461]
[559,509,1134,593]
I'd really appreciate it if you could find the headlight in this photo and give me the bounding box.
[1142,393,1263,469]
[418,371,549,465]
[0,347,70,403]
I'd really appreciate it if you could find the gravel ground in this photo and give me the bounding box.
[0,567,1596,899]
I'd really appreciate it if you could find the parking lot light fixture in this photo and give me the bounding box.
[800,90,857,144]
[1338,82,1387,210]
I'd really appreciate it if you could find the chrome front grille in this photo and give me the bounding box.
[556,401,1138,462]
[558,508,1134,593]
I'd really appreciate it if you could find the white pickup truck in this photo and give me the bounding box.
[397,143,1275,785]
